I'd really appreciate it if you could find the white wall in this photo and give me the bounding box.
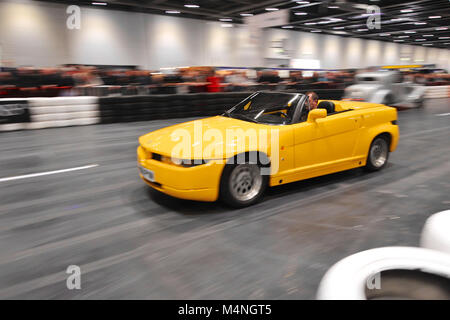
[67,7,147,67]
[0,0,69,66]
[0,0,449,71]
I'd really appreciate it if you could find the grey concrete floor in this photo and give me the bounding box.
[0,99,449,299]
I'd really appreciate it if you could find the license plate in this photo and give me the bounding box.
[139,166,155,182]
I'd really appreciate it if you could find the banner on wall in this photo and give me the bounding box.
[0,100,31,124]
[244,9,289,45]
[244,9,289,29]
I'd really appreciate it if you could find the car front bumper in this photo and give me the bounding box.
[137,146,225,202]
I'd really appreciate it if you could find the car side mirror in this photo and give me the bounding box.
[307,109,327,122]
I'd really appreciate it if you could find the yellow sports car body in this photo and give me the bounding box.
[137,92,399,207]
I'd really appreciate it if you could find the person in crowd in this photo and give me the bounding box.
[206,68,221,92]
[83,68,104,86]
[224,70,254,91]
[257,70,281,83]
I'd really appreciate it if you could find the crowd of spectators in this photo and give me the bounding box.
[0,63,448,98]
[403,71,450,86]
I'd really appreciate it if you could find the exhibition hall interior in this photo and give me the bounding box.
[0,0,449,301]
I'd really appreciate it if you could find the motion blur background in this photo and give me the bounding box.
[0,0,449,300]
[0,0,449,97]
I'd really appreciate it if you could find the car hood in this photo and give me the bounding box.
[139,116,277,160]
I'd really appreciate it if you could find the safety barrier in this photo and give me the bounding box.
[0,96,99,131]
[27,96,99,129]
[4,86,449,132]
[98,92,250,123]
[98,89,345,123]
[425,85,450,99]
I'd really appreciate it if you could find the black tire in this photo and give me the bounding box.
[220,162,268,208]
[383,94,395,106]
[365,135,390,172]
[416,98,425,108]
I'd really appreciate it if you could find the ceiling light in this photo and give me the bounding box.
[184,4,200,8]
[295,12,308,15]
[357,28,368,31]
[429,16,441,19]
[398,35,410,38]
[436,27,448,30]
[380,33,391,36]
[265,8,279,11]
[414,22,427,25]
[311,30,322,33]
[439,37,450,39]
[219,18,232,22]
[390,18,404,22]
[296,1,310,4]
[240,13,253,16]
[333,26,345,29]
[305,22,317,25]
[165,10,180,14]
[221,24,233,28]
[404,31,416,34]
[394,40,404,42]
[415,39,426,41]
[92,2,107,5]
[328,6,339,9]
[400,9,413,13]
[423,34,434,37]
[333,31,347,35]
[444,43,450,45]
[329,18,344,22]
[282,26,294,29]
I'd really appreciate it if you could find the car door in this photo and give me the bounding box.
[293,111,362,172]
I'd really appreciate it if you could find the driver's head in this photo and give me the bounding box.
[306,91,319,110]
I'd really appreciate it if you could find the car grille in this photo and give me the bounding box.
[152,153,162,161]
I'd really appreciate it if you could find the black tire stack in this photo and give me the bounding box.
[99,92,250,123]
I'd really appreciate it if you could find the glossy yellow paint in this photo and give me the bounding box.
[137,100,399,202]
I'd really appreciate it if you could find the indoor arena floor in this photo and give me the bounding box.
[0,98,449,299]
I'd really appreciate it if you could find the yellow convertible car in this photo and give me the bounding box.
[137,92,399,207]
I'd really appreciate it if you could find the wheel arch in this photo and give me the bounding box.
[364,123,399,154]
[225,151,271,167]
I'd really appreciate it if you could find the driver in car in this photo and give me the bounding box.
[300,91,319,122]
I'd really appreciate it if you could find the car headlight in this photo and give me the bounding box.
[161,156,210,167]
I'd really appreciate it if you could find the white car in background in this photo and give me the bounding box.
[343,70,426,108]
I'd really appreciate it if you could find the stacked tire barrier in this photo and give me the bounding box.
[0,96,99,131]
[99,89,345,124]
[10,88,439,131]
[99,92,251,123]
[425,85,450,99]
[27,97,99,129]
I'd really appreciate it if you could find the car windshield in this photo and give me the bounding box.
[224,92,303,125]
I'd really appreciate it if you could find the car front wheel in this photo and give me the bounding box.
[220,163,268,208]
[365,136,390,171]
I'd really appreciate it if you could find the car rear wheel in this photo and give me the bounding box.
[220,163,268,208]
[365,136,389,171]
[416,98,425,108]
[383,94,395,106]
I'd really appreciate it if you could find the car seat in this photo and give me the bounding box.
[317,101,335,114]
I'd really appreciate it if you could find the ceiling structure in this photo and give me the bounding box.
[39,0,450,49]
